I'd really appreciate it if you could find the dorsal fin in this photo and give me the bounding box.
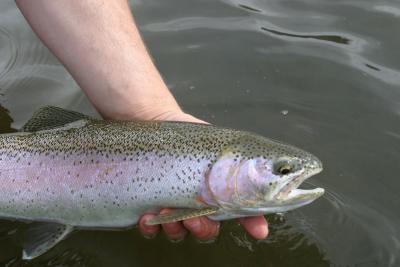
[22,106,93,132]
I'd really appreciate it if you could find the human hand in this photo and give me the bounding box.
[136,109,269,242]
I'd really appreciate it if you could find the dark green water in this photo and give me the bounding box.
[1,0,399,266]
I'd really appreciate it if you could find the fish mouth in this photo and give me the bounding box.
[234,165,324,214]
[275,166,324,206]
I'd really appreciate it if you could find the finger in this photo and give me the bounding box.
[183,216,220,241]
[239,216,269,239]
[139,213,160,238]
[160,209,188,241]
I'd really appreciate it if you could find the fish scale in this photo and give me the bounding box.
[0,106,324,259]
[0,120,231,227]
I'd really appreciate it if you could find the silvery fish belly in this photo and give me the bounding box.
[0,106,324,260]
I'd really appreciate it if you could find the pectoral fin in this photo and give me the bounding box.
[145,207,219,225]
[22,223,74,260]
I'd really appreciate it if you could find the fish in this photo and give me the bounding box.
[0,106,324,259]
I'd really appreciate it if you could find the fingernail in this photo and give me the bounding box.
[164,229,188,243]
[254,224,268,239]
[168,236,185,243]
[196,237,217,244]
[142,233,157,239]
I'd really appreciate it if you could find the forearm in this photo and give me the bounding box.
[16,0,181,120]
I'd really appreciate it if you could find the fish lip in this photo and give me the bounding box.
[275,166,323,201]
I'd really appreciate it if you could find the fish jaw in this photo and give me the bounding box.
[272,187,325,211]
[244,160,325,214]
[209,186,325,218]
[273,159,324,207]
[206,186,324,220]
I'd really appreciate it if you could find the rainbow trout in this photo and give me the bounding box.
[0,107,324,259]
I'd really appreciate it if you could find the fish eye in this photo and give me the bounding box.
[276,163,292,175]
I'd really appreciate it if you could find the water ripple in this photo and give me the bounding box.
[257,45,400,87]
[290,185,400,266]
[143,16,368,54]
[0,27,18,81]
[374,5,400,17]
[261,27,351,45]
[142,16,255,33]
[237,4,262,13]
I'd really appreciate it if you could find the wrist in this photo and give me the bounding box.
[96,97,179,121]
[97,97,206,124]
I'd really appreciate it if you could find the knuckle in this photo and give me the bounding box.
[163,222,187,241]
[139,214,160,237]
[194,219,213,239]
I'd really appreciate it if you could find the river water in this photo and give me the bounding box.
[0,0,399,266]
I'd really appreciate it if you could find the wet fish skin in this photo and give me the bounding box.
[0,106,324,259]
[0,118,322,225]
[0,120,222,227]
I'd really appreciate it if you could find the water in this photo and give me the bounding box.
[0,0,399,266]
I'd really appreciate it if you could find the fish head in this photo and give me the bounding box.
[204,134,324,215]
